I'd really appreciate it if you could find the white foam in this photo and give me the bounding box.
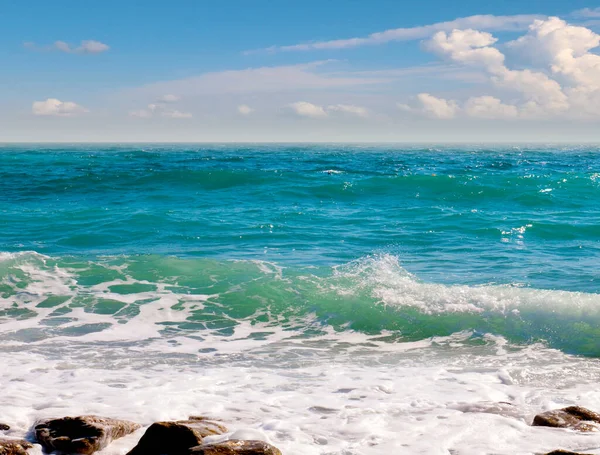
[332,254,600,315]
[2,253,600,454]
[2,339,600,455]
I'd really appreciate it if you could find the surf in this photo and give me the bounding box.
[1,251,599,356]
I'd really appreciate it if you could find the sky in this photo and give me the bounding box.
[2,0,600,142]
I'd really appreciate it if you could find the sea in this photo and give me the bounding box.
[1,144,600,455]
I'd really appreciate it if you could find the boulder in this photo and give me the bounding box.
[0,438,32,455]
[0,425,9,431]
[34,415,141,454]
[126,418,227,455]
[190,440,282,455]
[533,406,600,432]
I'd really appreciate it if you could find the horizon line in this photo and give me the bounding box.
[2,141,600,145]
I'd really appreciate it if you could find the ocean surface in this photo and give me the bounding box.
[1,144,600,454]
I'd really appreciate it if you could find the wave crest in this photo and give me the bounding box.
[1,252,600,356]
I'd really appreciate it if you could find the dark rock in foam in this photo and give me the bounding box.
[190,440,282,455]
[533,406,600,432]
[0,438,33,455]
[544,451,594,455]
[0,425,9,431]
[34,415,141,454]
[126,417,227,455]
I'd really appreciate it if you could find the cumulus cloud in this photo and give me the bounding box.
[508,18,600,90]
[401,16,600,120]
[130,106,193,119]
[464,96,519,118]
[77,40,110,54]
[25,40,109,54]
[289,101,328,118]
[130,96,192,119]
[327,104,369,117]
[510,18,600,117]
[498,69,568,115]
[288,102,370,119]
[425,29,505,70]
[247,14,542,53]
[32,98,88,116]
[408,93,460,119]
[237,104,254,115]
[423,25,570,116]
[400,94,520,120]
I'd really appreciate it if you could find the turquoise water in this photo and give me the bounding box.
[1,144,600,356]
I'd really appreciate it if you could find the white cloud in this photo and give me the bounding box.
[400,94,459,119]
[288,102,370,119]
[25,40,109,54]
[509,17,600,59]
[464,96,519,118]
[409,17,600,119]
[414,93,460,119]
[507,17,600,117]
[400,94,520,120]
[571,7,600,18]
[508,18,600,90]
[129,107,193,119]
[327,104,369,117]
[32,98,88,116]
[247,14,542,53]
[495,68,569,115]
[54,41,71,53]
[289,101,328,118]
[424,26,569,116]
[77,40,110,54]
[130,96,192,119]
[237,104,254,115]
[425,29,505,71]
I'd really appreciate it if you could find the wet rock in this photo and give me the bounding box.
[126,418,227,455]
[34,415,141,454]
[544,451,594,455]
[0,425,9,431]
[0,438,33,455]
[533,406,600,432]
[190,440,282,455]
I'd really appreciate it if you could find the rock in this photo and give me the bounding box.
[544,451,594,455]
[190,440,282,455]
[0,438,33,455]
[126,418,227,455]
[533,406,600,432]
[0,425,9,431]
[34,415,141,455]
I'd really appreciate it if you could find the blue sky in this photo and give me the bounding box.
[2,0,600,141]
